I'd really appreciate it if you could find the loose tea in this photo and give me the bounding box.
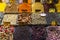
[18,12,31,25]
[46,26,60,40]
[29,26,47,40]
[2,14,18,25]
[31,13,47,24]
[5,3,18,13]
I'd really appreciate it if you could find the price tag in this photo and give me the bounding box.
[40,13,46,16]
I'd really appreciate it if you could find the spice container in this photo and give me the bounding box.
[32,0,44,13]
[46,26,60,40]
[18,3,31,13]
[0,2,7,12]
[55,0,60,13]
[18,12,31,25]
[31,13,47,24]
[2,14,18,25]
[46,13,58,24]
[0,22,14,40]
[18,0,31,13]
[13,26,31,40]
[5,3,18,13]
[56,13,60,25]
[29,26,47,40]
